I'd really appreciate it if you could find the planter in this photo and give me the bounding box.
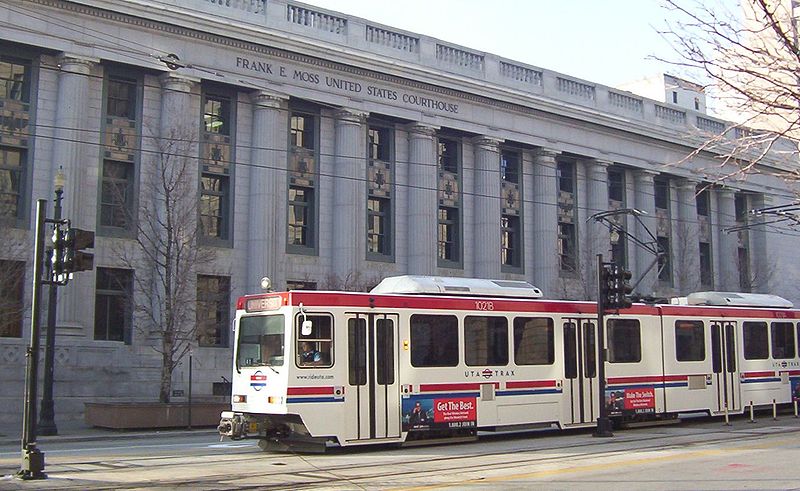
[85,401,230,429]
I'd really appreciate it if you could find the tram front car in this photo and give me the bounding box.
[218,291,332,452]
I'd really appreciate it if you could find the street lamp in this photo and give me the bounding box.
[38,167,65,436]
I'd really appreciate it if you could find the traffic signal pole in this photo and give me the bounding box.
[594,254,614,438]
[18,200,47,480]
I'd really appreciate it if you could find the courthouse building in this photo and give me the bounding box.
[1,0,798,424]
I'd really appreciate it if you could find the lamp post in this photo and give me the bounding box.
[38,167,65,436]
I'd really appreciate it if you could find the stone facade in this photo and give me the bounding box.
[0,0,797,426]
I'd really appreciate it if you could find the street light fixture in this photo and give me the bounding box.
[38,166,65,436]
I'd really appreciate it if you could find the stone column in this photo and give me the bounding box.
[52,55,95,330]
[332,109,367,283]
[405,123,438,275]
[531,148,559,295]
[633,170,658,295]
[715,188,738,291]
[585,159,611,284]
[750,193,771,293]
[676,179,700,293]
[472,136,502,279]
[248,91,288,293]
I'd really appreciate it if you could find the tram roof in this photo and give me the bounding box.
[672,291,794,309]
[369,275,543,298]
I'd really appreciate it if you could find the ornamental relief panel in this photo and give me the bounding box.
[368,159,391,198]
[438,171,459,207]
[202,133,231,174]
[104,116,137,162]
[501,182,519,216]
[289,147,316,186]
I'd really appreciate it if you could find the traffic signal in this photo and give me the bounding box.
[606,264,633,310]
[50,223,67,278]
[600,264,613,310]
[62,227,95,274]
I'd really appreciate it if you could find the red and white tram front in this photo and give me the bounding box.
[218,293,332,452]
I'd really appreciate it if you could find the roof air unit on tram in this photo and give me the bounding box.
[684,291,793,308]
[369,275,543,298]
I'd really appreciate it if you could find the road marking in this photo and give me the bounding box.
[397,436,798,490]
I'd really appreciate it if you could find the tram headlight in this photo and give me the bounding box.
[233,394,247,403]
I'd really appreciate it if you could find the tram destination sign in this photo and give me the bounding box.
[235,56,460,115]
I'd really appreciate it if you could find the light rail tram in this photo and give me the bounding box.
[218,275,800,452]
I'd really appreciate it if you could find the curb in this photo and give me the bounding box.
[0,427,219,447]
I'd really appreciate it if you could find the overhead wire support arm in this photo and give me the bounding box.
[723,202,800,234]
[588,208,667,293]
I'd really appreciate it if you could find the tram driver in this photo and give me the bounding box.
[300,341,322,365]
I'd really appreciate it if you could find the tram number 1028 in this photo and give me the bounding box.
[474,301,494,311]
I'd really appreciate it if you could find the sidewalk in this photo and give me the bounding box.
[0,420,219,447]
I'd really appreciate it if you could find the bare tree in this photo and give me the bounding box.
[659,0,800,184]
[116,125,215,403]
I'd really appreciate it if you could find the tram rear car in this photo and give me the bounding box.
[218,276,800,451]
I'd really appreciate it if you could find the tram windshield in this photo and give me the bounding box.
[238,314,286,368]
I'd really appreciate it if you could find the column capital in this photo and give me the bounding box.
[159,73,199,93]
[533,147,560,160]
[677,177,700,191]
[405,122,438,138]
[589,158,612,168]
[716,186,737,199]
[471,135,502,152]
[57,54,97,75]
[633,168,659,182]
[251,90,287,109]
[334,108,368,125]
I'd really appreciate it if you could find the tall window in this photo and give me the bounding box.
[100,160,133,229]
[0,56,30,223]
[367,125,393,259]
[0,259,24,337]
[367,197,390,255]
[437,136,461,266]
[699,241,712,287]
[437,207,459,262]
[203,96,230,135]
[608,167,627,267]
[0,147,24,219]
[501,149,522,270]
[557,160,577,272]
[696,186,710,217]
[197,275,230,347]
[100,72,140,234]
[200,92,233,241]
[654,176,672,284]
[0,56,29,102]
[288,186,313,247]
[94,268,132,343]
[657,235,672,283]
[654,176,670,210]
[107,76,137,120]
[200,175,228,238]
[288,111,317,252]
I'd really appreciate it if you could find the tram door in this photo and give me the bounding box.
[710,320,741,414]
[562,317,598,426]
[345,313,401,442]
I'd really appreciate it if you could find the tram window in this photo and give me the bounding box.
[465,316,508,366]
[376,318,395,385]
[771,322,795,359]
[513,317,554,365]
[296,314,333,368]
[743,321,769,360]
[675,320,705,362]
[238,314,285,368]
[410,314,458,367]
[348,318,367,385]
[607,319,641,363]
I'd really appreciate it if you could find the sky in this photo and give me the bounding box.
[297,0,738,90]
